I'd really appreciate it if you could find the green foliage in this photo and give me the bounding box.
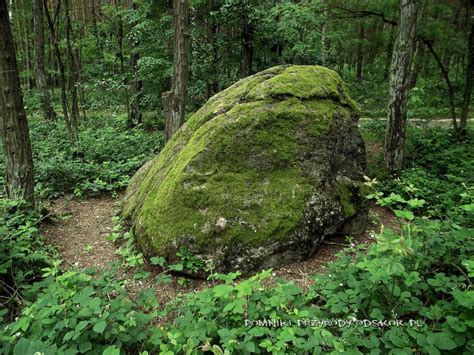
[106,216,145,268]
[0,112,164,198]
[0,199,56,322]
[2,180,473,354]
[0,264,161,354]
[309,219,474,354]
[384,127,473,223]
[108,216,208,275]
[168,247,207,274]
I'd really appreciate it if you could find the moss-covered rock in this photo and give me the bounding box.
[122,65,367,275]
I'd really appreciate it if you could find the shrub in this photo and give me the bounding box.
[0,199,55,322]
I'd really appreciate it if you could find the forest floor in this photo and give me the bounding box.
[40,194,399,303]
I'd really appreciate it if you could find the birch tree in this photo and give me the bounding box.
[384,0,418,173]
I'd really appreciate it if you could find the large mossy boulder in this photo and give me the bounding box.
[122,65,367,274]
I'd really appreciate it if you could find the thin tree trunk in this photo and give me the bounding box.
[384,0,418,174]
[18,0,34,90]
[116,13,131,125]
[75,42,87,120]
[65,0,80,132]
[0,1,35,206]
[337,41,344,74]
[460,4,474,134]
[321,7,327,66]
[409,39,423,89]
[162,0,190,141]
[356,23,364,81]
[423,39,457,130]
[128,0,142,127]
[33,0,57,121]
[44,0,76,141]
[384,26,395,80]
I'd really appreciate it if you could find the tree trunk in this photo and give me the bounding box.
[337,41,344,74]
[240,19,254,77]
[424,39,457,130]
[460,2,474,134]
[409,39,423,89]
[384,26,396,80]
[33,0,57,121]
[128,0,142,127]
[355,23,364,81]
[384,0,418,174]
[65,0,80,132]
[0,1,35,206]
[162,0,190,141]
[18,0,34,90]
[116,12,132,126]
[408,0,427,89]
[321,7,327,66]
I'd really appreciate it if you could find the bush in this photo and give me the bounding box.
[0,199,55,323]
[1,265,161,355]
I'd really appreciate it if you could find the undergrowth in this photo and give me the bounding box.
[0,112,164,198]
[0,126,472,354]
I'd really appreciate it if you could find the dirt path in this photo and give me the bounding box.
[40,195,398,292]
[41,195,121,270]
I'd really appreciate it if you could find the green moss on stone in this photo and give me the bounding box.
[334,181,356,218]
[122,65,366,270]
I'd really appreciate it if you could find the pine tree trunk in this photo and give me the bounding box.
[33,0,57,121]
[0,1,35,206]
[384,0,418,174]
[460,5,474,134]
[163,0,190,141]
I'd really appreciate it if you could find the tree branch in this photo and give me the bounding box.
[325,5,398,26]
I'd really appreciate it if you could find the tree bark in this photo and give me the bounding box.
[240,19,254,77]
[33,0,57,121]
[384,0,418,174]
[460,2,474,134]
[162,0,190,141]
[128,0,142,127]
[0,1,35,206]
